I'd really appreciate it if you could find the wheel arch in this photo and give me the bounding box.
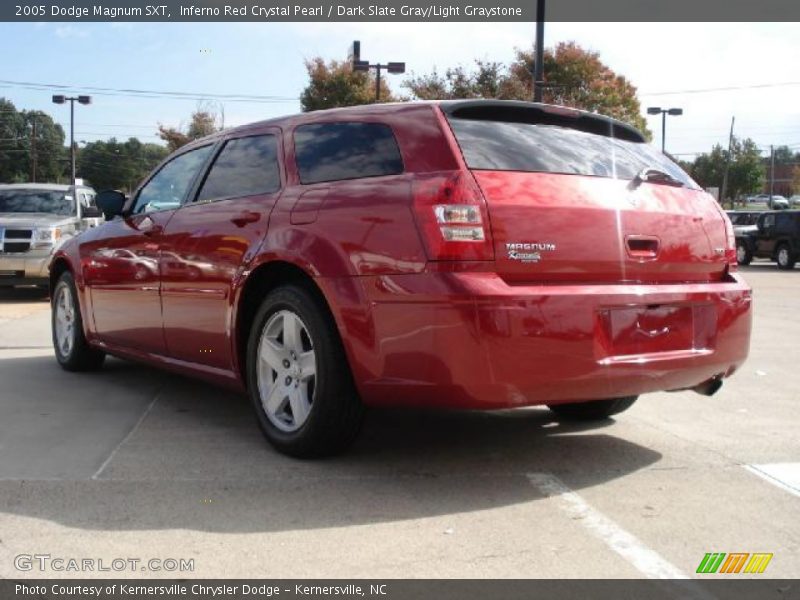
[232,259,344,383]
[49,256,74,299]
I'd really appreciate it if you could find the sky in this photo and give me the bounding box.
[0,21,798,159]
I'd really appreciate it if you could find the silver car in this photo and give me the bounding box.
[0,183,102,288]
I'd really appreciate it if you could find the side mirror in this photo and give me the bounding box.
[95,190,127,220]
[82,205,103,219]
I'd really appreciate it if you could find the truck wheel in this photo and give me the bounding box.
[246,284,364,458]
[51,271,106,371]
[548,396,638,421]
[736,241,752,265]
[776,244,796,270]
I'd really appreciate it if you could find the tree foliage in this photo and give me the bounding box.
[0,98,67,183]
[77,137,168,192]
[404,42,650,136]
[687,136,765,202]
[300,58,396,112]
[158,102,222,152]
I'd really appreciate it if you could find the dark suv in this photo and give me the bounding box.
[736,210,800,269]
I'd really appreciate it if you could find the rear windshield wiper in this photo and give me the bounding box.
[629,167,686,189]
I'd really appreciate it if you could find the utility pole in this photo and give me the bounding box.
[533,0,545,102]
[769,145,775,204]
[721,116,735,209]
[30,117,37,183]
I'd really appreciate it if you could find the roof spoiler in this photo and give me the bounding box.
[439,100,646,143]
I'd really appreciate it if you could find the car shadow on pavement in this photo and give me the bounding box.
[0,354,663,533]
[0,287,49,303]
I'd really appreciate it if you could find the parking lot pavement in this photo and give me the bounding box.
[0,264,798,580]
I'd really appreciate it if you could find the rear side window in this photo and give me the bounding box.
[294,122,403,184]
[197,135,281,202]
[448,117,698,189]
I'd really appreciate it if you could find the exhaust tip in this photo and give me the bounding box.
[693,376,723,397]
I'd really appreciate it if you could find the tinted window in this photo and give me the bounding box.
[197,135,281,202]
[133,145,213,214]
[294,122,403,184]
[448,118,698,188]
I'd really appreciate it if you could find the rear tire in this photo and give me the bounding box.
[776,243,795,270]
[548,396,638,421]
[51,272,106,371]
[736,241,752,265]
[246,284,364,458]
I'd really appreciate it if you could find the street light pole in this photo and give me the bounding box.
[350,41,405,102]
[533,0,545,102]
[52,94,92,188]
[647,106,683,153]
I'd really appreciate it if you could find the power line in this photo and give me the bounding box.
[0,79,297,104]
[642,81,800,96]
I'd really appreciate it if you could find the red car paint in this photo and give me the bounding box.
[51,101,751,408]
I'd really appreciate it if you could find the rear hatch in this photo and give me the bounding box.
[442,103,729,284]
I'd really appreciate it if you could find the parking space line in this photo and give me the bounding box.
[527,473,688,579]
[744,463,800,498]
[90,389,160,481]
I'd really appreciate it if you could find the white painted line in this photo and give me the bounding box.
[90,390,160,481]
[744,463,800,498]
[527,473,688,579]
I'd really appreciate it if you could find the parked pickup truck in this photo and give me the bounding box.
[0,183,102,288]
[735,210,800,269]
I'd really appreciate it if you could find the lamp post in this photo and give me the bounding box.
[52,94,92,188]
[350,41,405,101]
[647,106,682,153]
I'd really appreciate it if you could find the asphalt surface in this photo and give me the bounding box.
[0,263,797,580]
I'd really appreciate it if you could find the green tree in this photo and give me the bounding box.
[300,57,396,112]
[772,145,799,165]
[158,102,222,152]
[78,138,168,192]
[404,42,650,136]
[0,98,66,183]
[689,137,765,204]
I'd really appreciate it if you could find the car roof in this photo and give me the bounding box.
[184,99,647,148]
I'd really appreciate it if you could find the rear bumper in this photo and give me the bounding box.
[333,271,752,409]
[0,253,50,287]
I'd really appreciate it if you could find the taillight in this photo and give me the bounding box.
[412,171,494,261]
[723,213,737,271]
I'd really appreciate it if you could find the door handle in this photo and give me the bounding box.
[231,211,261,227]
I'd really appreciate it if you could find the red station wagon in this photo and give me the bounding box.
[50,100,752,457]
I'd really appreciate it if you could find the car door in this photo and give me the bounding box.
[159,130,283,369]
[81,144,215,354]
[756,213,776,257]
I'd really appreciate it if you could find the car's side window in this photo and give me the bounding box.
[196,135,281,202]
[132,145,214,215]
[293,122,403,185]
[763,214,775,229]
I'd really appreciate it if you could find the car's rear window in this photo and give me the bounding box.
[447,116,698,189]
[294,122,403,184]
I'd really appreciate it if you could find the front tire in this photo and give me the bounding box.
[776,243,796,270]
[246,284,364,458]
[51,272,106,371]
[548,396,638,421]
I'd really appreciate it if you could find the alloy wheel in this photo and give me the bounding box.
[256,310,317,432]
[54,284,75,358]
[778,248,789,267]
